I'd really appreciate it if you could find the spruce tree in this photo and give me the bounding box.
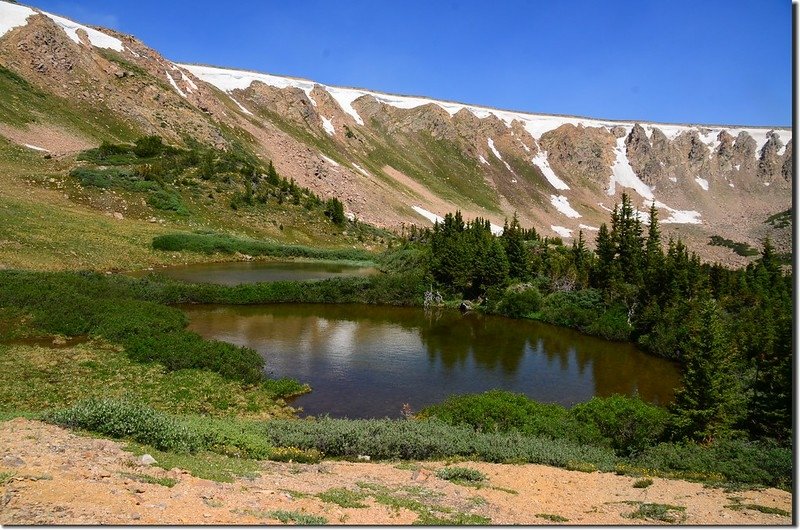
[669,297,744,443]
[501,212,529,280]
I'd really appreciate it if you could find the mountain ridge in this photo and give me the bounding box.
[0,0,792,265]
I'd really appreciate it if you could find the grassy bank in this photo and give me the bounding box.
[151,232,377,264]
[37,398,791,490]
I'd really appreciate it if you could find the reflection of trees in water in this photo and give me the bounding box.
[418,313,528,374]
[186,304,681,405]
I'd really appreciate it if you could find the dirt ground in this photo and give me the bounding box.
[0,418,792,525]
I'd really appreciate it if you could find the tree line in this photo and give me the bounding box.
[410,193,791,445]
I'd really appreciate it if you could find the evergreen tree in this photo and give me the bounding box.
[591,223,616,289]
[266,160,280,185]
[670,297,745,443]
[501,212,529,280]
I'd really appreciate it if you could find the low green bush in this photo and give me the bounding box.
[570,395,669,456]
[632,439,792,488]
[586,304,632,341]
[418,390,577,441]
[495,285,542,318]
[151,232,375,262]
[538,289,604,331]
[46,398,201,453]
[435,466,486,484]
[147,189,188,215]
[70,167,157,192]
[261,416,618,468]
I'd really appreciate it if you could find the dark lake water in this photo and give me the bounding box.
[183,304,681,419]
[129,260,377,285]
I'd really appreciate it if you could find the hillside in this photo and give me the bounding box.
[0,0,792,267]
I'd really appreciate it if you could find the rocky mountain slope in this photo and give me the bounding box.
[0,1,791,263]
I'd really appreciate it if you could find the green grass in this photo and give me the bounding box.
[725,502,790,516]
[632,478,653,488]
[0,64,138,141]
[536,513,569,522]
[267,510,328,525]
[120,472,178,488]
[123,441,261,483]
[356,482,489,525]
[317,487,369,508]
[152,232,376,262]
[0,342,296,418]
[0,471,15,485]
[624,502,686,523]
[435,466,487,485]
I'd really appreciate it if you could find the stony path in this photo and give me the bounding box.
[0,418,792,525]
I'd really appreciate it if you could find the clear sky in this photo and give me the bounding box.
[31,0,792,126]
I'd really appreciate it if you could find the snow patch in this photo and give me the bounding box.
[230,96,253,116]
[578,224,599,231]
[179,69,198,92]
[694,177,709,191]
[478,155,488,165]
[320,155,340,167]
[352,163,370,176]
[411,205,444,225]
[764,182,770,186]
[0,2,35,39]
[550,195,581,218]
[321,116,335,136]
[0,3,124,51]
[608,136,653,200]
[734,164,741,171]
[550,225,573,238]
[729,182,735,188]
[43,10,124,51]
[651,200,702,225]
[487,138,513,172]
[180,64,791,156]
[532,151,569,190]
[668,176,677,183]
[23,144,48,152]
[165,71,186,98]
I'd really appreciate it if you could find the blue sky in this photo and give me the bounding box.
[32,0,792,126]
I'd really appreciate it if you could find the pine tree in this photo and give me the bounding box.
[591,223,616,289]
[669,297,744,443]
[266,160,280,185]
[501,212,529,280]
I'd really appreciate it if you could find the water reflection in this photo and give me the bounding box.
[183,304,681,418]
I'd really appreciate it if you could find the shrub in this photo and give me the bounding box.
[268,446,323,463]
[496,285,542,318]
[570,395,669,456]
[538,289,604,331]
[632,439,791,488]
[419,390,577,441]
[46,398,201,453]
[133,135,165,158]
[586,304,632,341]
[435,466,486,484]
[147,189,188,215]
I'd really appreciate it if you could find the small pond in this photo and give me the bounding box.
[183,304,681,419]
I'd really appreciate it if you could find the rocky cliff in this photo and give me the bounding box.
[0,1,791,263]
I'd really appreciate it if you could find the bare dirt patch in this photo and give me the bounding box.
[0,418,791,525]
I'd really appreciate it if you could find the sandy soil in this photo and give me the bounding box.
[0,418,792,525]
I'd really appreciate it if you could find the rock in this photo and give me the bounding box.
[113,212,123,220]
[357,454,371,461]
[2,455,25,468]
[138,454,157,466]
[459,300,473,313]
[114,70,125,79]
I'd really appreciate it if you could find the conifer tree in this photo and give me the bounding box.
[670,297,744,442]
[501,212,529,280]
